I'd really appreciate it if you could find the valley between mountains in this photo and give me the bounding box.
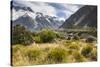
[11,1,97,66]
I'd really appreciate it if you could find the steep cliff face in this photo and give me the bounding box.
[60,5,97,29]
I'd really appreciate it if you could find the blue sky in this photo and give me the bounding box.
[12,0,83,20]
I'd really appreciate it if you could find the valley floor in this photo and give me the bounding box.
[12,39,97,66]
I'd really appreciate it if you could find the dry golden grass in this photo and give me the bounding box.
[12,40,97,66]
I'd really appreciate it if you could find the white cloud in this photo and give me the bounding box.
[12,8,26,20]
[13,0,83,20]
[13,1,57,16]
[30,2,57,16]
[62,4,83,12]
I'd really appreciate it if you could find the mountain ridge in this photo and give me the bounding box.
[60,5,97,29]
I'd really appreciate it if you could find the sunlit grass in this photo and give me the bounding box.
[12,40,97,66]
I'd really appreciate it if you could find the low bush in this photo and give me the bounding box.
[39,29,57,43]
[12,44,24,53]
[72,51,85,62]
[81,45,93,57]
[62,40,72,48]
[34,36,42,43]
[25,48,42,62]
[85,37,95,43]
[68,43,79,50]
[47,47,67,63]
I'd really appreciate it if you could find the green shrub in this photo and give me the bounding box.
[47,47,67,63]
[34,36,42,43]
[12,24,33,45]
[39,29,57,43]
[81,45,93,57]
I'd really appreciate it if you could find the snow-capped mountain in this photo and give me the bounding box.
[11,1,64,32]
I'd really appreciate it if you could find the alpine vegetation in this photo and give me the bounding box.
[11,0,97,66]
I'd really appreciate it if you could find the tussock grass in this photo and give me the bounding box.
[46,47,68,63]
[12,40,97,66]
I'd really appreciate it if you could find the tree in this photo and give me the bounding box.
[12,24,33,45]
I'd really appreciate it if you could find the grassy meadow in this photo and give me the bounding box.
[11,25,97,66]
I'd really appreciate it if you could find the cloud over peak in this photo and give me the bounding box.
[12,0,83,20]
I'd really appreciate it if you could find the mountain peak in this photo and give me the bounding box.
[22,13,30,18]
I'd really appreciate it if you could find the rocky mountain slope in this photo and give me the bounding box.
[60,5,97,29]
[11,1,64,31]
